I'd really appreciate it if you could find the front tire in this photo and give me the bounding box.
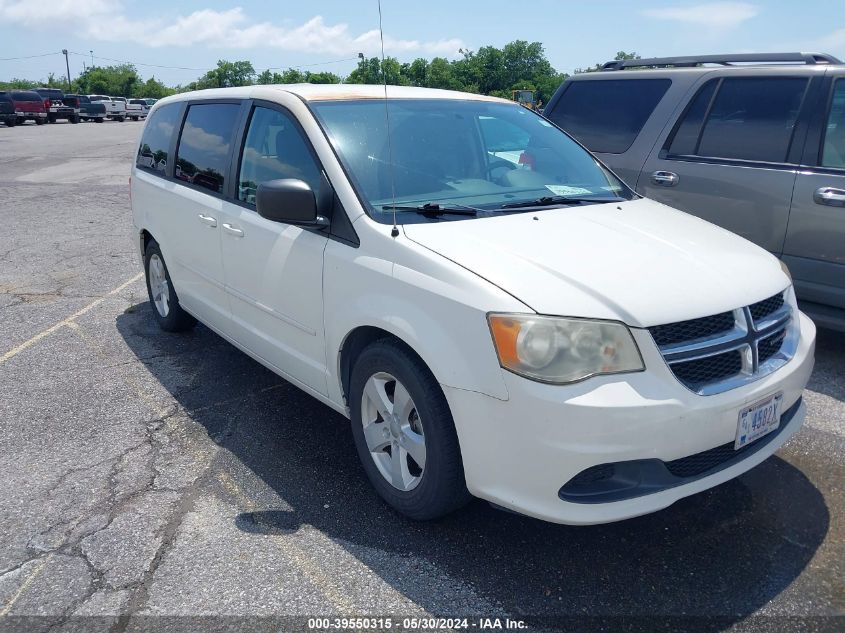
[144,240,197,333]
[349,340,471,520]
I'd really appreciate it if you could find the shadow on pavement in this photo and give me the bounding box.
[116,302,830,627]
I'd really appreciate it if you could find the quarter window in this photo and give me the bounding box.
[175,103,241,194]
[686,77,808,163]
[822,80,845,169]
[666,80,718,156]
[237,106,322,206]
[136,103,182,174]
[546,79,671,154]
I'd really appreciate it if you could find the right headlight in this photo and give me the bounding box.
[487,314,644,384]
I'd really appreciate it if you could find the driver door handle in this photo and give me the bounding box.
[651,170,679,187]
[222,223,244,237]
[197,213,217,227]
[813,187,845,207]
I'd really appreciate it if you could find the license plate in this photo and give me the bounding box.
[735,392,783,449]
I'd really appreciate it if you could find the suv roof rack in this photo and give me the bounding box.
[601,52,842,71]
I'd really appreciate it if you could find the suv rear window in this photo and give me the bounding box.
[668,77,808,163]
[136,103,182,174]
[11,91,42,102]
[546,79,671,154]
[174,103,241,194]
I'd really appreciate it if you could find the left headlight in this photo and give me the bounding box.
[487,314,644,384]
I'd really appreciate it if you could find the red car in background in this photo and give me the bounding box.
[4,91,47,125]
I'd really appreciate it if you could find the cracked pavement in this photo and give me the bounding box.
[0,119,843,633]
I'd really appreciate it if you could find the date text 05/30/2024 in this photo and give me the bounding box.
[307,617,528,630]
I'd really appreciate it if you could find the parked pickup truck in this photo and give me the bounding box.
[89,95,126,122]
[5,90,47,125]
[34,88,79,124]
[0,92,16,127]
[111,97,145,121]
[127,99,150,120]
[64,94,106,122]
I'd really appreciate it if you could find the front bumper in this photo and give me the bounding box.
[443,312,816,525]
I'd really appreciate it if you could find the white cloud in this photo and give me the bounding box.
[0,4,464,56]
[815,27,845,52]
[642,2,759,29]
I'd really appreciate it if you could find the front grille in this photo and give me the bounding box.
[648,292,795,395]
[671,350,743,391]
[649,311,735,347]
[758,328,787,364]
[750,294,785,323]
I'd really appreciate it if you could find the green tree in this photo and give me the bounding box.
[575,50,641,74]
[134,76,175,99]
[191,60,256,89]
[74,64,140,96]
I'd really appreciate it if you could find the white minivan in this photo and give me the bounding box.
[130,85,816,525]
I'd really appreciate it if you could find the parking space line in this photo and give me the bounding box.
[0,554,52,616]
[0,272,143,365]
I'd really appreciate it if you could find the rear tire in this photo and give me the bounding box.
[4,118,14,127]
[349,339,471,521]
[144,240,197,333]
[35,118,45,125]
[117,116,126,122]
[70,115,79,124]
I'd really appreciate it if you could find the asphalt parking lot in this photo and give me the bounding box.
[0,119,843,633]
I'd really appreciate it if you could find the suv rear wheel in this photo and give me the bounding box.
[144,240,196,332]
[349,340,471,520]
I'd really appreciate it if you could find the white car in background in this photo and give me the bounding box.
[127,99,149,121]
[130,85,815,525]
[88,95,126,122]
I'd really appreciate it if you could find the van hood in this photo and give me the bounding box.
[402,198,789,328]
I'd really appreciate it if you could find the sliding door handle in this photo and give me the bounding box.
[222,223,245,237]
[198,213,217,227]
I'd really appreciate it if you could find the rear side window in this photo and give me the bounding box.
[822,79,845,169]
[546,79,671,154]
[136,103,183,174]
[237,106,322,206]
[175,103,241,194]
[669,77,808,163]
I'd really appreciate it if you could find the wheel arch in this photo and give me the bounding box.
[338,326,433,408]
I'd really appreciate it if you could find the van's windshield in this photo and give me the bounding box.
[310,98,634,223]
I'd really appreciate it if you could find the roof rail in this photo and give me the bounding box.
[601,52,842,71]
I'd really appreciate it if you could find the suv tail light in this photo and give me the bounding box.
[44,99,51,109]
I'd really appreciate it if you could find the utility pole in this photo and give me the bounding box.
[90,50,94,68]
[62,49,71,90]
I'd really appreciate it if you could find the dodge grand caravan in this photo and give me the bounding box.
[130,85,816,525]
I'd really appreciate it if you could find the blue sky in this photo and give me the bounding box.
[1,1,844,85]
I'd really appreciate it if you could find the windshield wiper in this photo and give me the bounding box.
[380,202,478,216]
[499,195,624,210]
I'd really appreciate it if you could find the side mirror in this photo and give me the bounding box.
[256,179,329,228]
